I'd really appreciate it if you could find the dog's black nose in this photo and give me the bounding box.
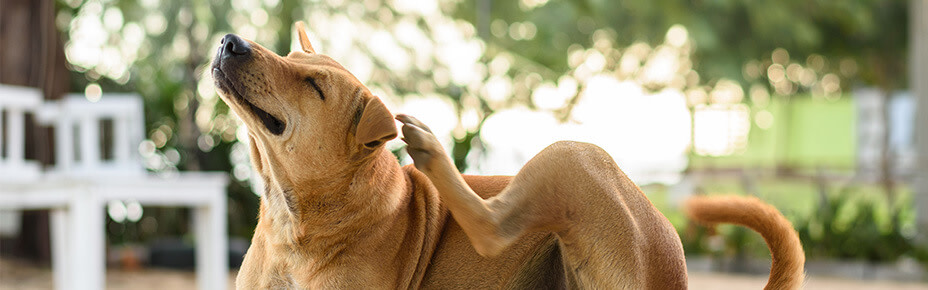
[219,34,251,58]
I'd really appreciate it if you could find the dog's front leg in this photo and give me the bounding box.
[397,115,520,257]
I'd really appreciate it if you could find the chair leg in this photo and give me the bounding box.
[194,195,228,290]
[71,191,105,290]
[50,208,68,290]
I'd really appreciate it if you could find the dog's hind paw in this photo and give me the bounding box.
[396,114,445,173]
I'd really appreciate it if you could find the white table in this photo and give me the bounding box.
[1,85,230,289]
[0,173,229,290]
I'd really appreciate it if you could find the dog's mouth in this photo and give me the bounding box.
[213,68,286,135]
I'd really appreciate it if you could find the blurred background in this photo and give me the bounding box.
[1,0,927,288]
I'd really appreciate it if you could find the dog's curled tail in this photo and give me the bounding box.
[684,196,805,290]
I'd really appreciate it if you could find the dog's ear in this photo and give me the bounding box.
[295,21,315,54]
[356,97,397,149]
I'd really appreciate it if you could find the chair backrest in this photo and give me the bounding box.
[0,85,43,182]
[37,93,146,177]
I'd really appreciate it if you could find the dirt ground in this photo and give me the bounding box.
[1,258,926,290]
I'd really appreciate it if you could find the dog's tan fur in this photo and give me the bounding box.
[211,22,805,289]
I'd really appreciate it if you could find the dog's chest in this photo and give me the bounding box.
[286,264,392,289]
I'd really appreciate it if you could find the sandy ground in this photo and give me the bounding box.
[688,272,928,290]
[1,258,926,289]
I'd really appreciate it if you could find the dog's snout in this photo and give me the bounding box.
[219,34,251,58]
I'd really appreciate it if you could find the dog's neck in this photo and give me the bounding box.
[260,148,407,247]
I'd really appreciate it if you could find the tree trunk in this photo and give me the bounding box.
[878,89,895,201]
[911,0,928,243]
[0,0,71,263]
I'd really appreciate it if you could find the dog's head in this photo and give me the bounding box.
[211,22,398,208]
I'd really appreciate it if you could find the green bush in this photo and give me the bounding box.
[667,181,927,266]
[795,186,923,263]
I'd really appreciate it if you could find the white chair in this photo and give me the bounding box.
[0,85,75,290]
[37,94,146,178]
[0,85,42,182]
[0,84,229,290]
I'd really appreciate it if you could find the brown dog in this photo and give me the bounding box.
[211,22,804,289]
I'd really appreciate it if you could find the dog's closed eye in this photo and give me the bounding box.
[304,77,325,101]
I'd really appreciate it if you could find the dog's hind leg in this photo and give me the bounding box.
[397,115,686,289]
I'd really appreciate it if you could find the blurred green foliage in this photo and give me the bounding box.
[453,0,908,91]
[650,180,925,266]
[797,184,919,262]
